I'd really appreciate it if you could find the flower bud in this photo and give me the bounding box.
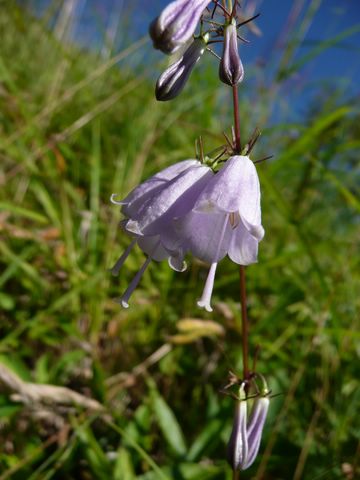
[227,382,248,470]
[227,376,270,471]
[242,395,270,470]
[219,19,244,86]
[155,35,208,101]
[149,0,211,54]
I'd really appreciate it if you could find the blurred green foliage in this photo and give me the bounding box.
[0,2,359,479]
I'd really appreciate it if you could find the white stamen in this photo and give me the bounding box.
[110,240,137,276]
[197,262,218,312]
[117,256,152,308]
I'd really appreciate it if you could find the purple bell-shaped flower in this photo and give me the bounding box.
[110,159,213,307]
[172,155,264,312]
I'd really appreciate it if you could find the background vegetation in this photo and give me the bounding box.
[0,2,359,479]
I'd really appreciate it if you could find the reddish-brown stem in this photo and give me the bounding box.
[232,85,241,153]
[231,83,249,381]
[240,265,249,379]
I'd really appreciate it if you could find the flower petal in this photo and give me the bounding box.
[174,211,231,263]
[132,166,213,235]
[228,219,260,265]
[137,235,169,262]
[120,159,201,218]
[168,252,187,272]
[194,156,261,227]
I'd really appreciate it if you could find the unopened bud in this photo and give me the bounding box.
[227,382,248,470]
[155,35,208,101]
[219,19,244,86]
[149,0,211,55]
[227,376,270,471]
[242,395,270,470]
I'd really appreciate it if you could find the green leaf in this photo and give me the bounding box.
[0,202,48,223]
[0,355,32,381]
[150,384,187,458]
[113,448,136,480]
[0,404,22,418]
[138,462,223,480]
[187,419,224,461]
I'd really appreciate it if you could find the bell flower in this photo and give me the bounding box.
[156,35,208,101]
[149,0,212,54]
[117,159,201,220]
[219,18,244,86]
[122,162,213,237]
[110,159,213,307]
[173,155,264,312]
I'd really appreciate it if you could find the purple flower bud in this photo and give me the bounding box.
[219,19,244,86]
[227,378,270,471]
[242,395,270,470]
[227,382,248,470]
[155,35,208,101]
[149,0,212,54]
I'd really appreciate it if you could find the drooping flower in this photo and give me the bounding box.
[149,0,212,54]
[123,161,213,237]
[171,155,264,312]
[219,18,244,86]
[156,34,209,101]
[110,159,213,307]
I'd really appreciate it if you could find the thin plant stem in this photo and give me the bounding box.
[232,84,241,153]
[231,83,249,380]
[240,265,249,379]
[233,469,240,480]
